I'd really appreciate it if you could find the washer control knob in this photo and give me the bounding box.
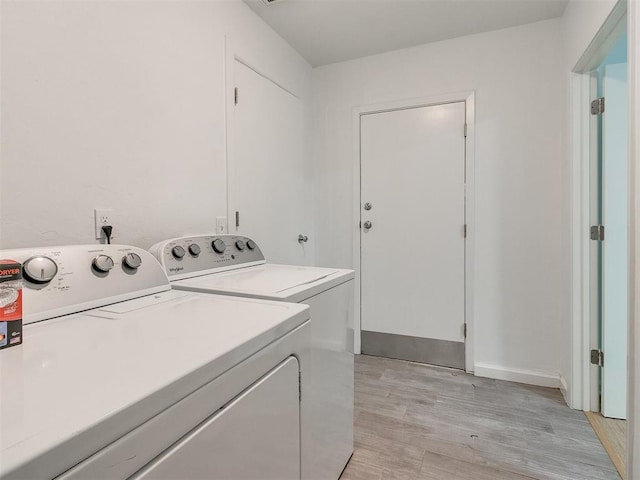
[23,256,58,284]
[235,240,246,251]
[123,253,142,270]
[188,244,201,256]
[171,246,186,259]
[92,255,115,273]
[212,239,226,254]
[246,240,256,250]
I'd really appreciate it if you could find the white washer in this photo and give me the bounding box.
[0,244,310,480]
[150,234,355,480]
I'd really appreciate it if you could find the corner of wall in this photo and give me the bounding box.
[474,363,562,389]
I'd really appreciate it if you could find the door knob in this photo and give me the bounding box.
[363,221,372,229]
[298,234,308,243]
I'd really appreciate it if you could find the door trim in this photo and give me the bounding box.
[352,91,476,373]
[569,2,628,413]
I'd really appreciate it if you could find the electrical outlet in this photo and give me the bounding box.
[216,216,227,234]
[94,208,116,240]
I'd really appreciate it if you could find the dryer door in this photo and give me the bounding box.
[130,356,300,480]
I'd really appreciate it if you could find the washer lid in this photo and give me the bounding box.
[172,264,355,302]
[0,290,309,479]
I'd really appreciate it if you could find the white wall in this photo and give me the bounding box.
[312,19,564,383]
[0,0,312,250]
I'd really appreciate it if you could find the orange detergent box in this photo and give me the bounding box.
[0,259,22,350]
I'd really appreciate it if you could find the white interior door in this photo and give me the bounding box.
[229,60,310,265]
[360,102,466,369]
[601,62,628,419]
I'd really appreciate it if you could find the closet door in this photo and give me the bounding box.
[229,60,310,264]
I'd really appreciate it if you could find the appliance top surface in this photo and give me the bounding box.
[172,263,354,301]
[0,289,309,477]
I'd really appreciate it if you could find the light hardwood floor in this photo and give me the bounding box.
[585,412,627,479]
[340,355,620,480]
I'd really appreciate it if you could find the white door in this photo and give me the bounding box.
[601,62,628,419]
[229,60,310,265]
[360,102,466,369]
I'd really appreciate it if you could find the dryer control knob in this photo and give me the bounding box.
[235,240,246,251]
[123,253,142,270]
[92,255,115,273]
[23,256,58,284]
[212,239,226,254]
[246,240,256,250]
[188,244,201,256]
[172,246,186,259]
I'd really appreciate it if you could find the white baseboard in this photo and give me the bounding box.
[474,362,561,388]
[559,375,569,405]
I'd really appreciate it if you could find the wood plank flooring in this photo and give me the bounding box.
[340,355,620,480]
[585,412,627,479]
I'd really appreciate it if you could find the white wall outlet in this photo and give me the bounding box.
[216,216,227,234]
[94,208,116,240]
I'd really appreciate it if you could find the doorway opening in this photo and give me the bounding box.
[571,3,628,477]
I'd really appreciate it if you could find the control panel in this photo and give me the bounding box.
[0,245,170,324]
[149,235,265,280]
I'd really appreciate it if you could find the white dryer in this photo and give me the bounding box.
[149,234,355,480]
[0,244,309,480]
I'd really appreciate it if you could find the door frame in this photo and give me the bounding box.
[351,91,476,373]
[569,1,627,412]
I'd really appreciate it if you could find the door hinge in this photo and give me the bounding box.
[464,123,467,138]
[590,225,604,241]
[235,211,240,229]
[591,349,604,366]
[591,97,605,115]
[463,323,467,339]
[463,224,467,238]
[234,87,238,105]
[298,372,302,402]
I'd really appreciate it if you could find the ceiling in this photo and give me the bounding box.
[244,0,569,67]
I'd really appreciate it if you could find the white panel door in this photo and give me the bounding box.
[601,62,628,419]
[229,60,310,264]
[361,102,466,343]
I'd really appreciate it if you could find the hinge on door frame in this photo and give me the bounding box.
[234,87,238,105]
[235,211,240,229]
[591,97,605,115]
[464,224,467,238]
[590,225,604,241]
[463,323,467,339]
[464,123,467,138]
[298,371,302,401]
[591,349,604,366]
